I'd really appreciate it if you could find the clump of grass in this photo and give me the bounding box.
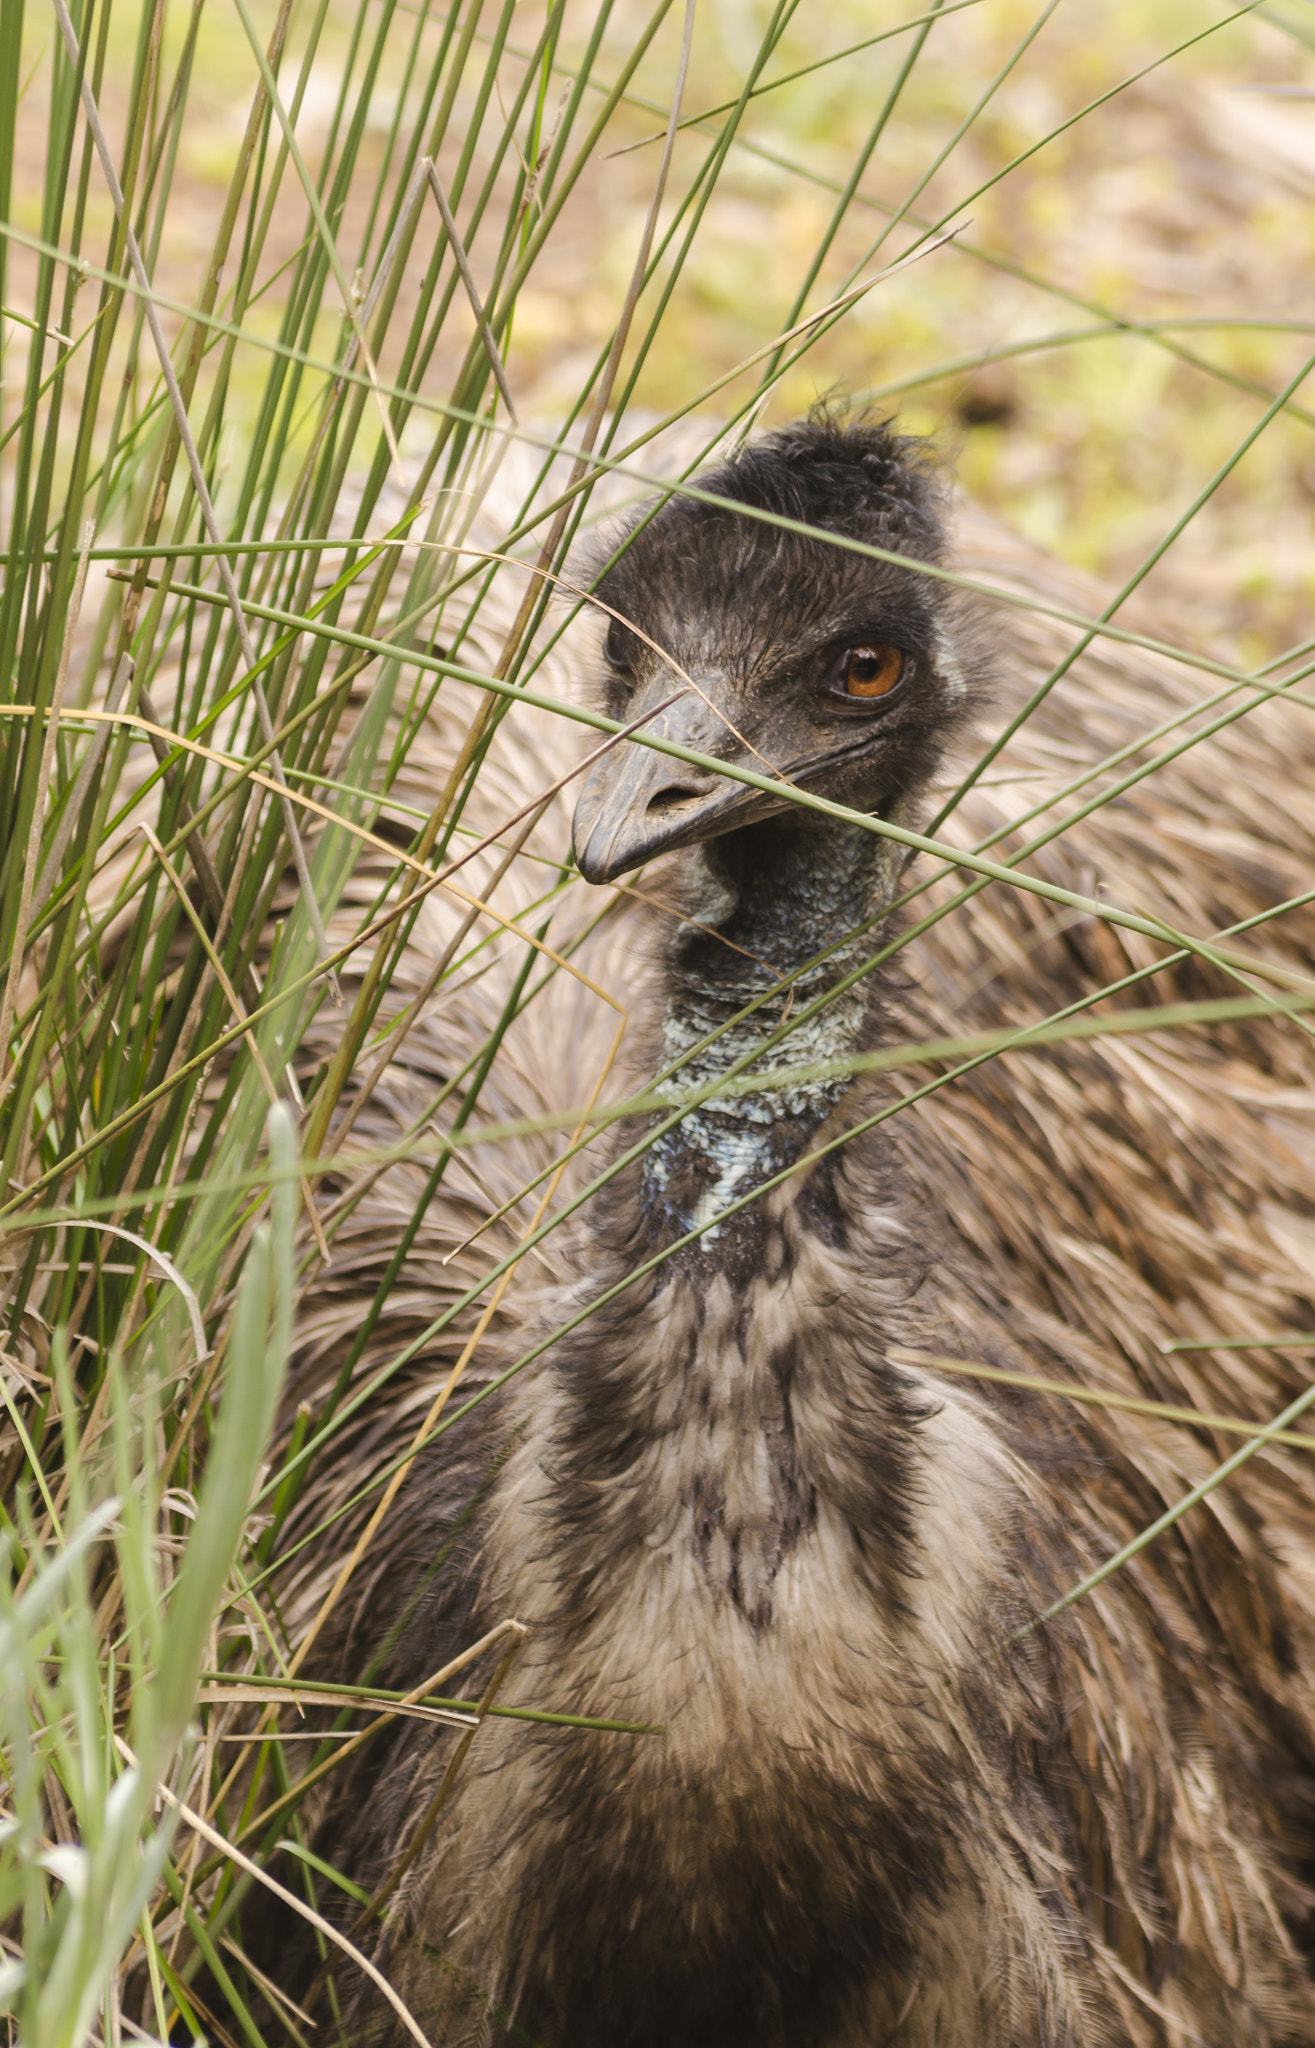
[1,0,1311,2040]
[0,1107,295,2045]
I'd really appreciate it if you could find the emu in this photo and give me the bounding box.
[273,418,1315,2046]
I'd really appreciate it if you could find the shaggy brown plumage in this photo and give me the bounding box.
[266,419,1315,2047]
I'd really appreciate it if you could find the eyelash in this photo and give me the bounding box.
[604,619,634,670]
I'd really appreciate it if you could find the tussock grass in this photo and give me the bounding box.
[1,0,1312,2040]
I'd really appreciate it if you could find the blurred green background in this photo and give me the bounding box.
[9,0,1314,655]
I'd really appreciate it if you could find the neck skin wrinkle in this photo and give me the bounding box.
[643,816,902,1240]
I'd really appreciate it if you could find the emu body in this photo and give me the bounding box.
[370,827,1078,2048]
[275,422,1315,2046]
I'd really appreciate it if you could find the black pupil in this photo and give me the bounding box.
[606,620,629,667]
[852,654,881,683]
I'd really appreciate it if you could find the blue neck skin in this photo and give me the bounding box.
[640,818,901,1241]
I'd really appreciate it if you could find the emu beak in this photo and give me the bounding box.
[573,690,772,885]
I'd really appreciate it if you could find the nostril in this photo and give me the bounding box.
[646,782,708,815]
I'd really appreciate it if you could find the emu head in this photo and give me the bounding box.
[572,417,974,885]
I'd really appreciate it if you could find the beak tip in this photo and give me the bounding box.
[574,845,608,887]
[571,807,612,886]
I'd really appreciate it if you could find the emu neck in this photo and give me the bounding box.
[643,818,899,1241]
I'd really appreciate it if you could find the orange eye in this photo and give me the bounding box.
[843,644,904,697]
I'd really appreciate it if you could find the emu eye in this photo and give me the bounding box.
[841,644,904,698]
[604,618,634,670]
